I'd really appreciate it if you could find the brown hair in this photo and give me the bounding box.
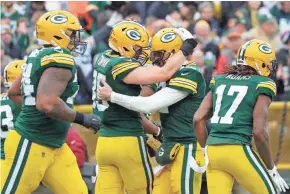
[224,64,259,76]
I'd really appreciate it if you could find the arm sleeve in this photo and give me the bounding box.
[256,80,276,100]
[111,87,188,113]
[111,61,141,80]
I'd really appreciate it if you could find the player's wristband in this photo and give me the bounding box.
[180,39,198,57]
[74,112,84,125]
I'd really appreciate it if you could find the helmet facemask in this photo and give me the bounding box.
[150,50,171,67]
[268,59,278,78]
[132,45,150,66]
[66,29,87,55]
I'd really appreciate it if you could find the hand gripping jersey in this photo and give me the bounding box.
[0,94,21,159]
[207,74,276,145]
[93,50,144,137]
[159,65,206,144]
[15,47,79,148]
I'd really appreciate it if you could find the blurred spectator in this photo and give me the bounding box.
[178,3,197,29]
[220,1,246,30]
[216,32,244,75]
[189,49,213,91]
[1,1,24,33]
[146,17,171,37]
[166,10,184,28]
[1,25,22,59]
[26,1,46,20]
[235,1,263,30]
[242,10,281,51]
[15,18,30,56]
[195,2,221,36]
[270,1,290,33]
[1,42,13,92]
[66,127,87,169]
[13,2,27,15]
[194,20,220,65]
[275,30,290,99]
[147,2,178,19]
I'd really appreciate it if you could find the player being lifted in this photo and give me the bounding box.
[1,10,100,194]
[1,60,24,160]
[97,28,206,194]
[194,39,289,194]
[93,21,197,194]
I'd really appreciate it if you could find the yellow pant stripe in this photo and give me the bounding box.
[244,145,277,194]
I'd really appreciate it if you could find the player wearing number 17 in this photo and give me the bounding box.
[1,10,100,194]
[194,39,289,194]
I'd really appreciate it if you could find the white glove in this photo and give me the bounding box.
[106,11,123,28]
[268,166,289,192]
[174,27,193,41]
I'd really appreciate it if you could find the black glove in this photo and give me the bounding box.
[74,112,101,133]
[153,122,163,142]
[180,38,198,57]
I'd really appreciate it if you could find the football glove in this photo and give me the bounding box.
[83,114,101,133]
[174,28,193,41]
[267,166,289,192]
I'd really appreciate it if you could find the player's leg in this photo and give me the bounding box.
[95,136,126,194]
[42,143,88,194]
[206,145,234,194]
[152,167,173,194]
[1,130,52,194]
[232,145,277,194]
[118,136,153,194]
[171,143,203,194]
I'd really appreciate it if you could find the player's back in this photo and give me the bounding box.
[93,50,143,137]
[1,93,21,158]
[160,65,206,144]
[15,47,79,148]
[207,74,276,145]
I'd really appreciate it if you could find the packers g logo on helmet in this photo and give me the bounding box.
[50,14,68,24]
[126,30,141,41]
[259,44,272,54]
[161,32,176,43]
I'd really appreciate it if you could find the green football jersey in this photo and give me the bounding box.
[207,74,276,145]
[15,47,79,148]
[93,50,144,137]
[0,93,21,159]
[159,65,206,144]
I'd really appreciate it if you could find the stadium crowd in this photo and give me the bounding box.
[1,1,290,103]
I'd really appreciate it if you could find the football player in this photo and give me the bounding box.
[97,28,206,194]
[1,10,100,194]
[93,22,197,194]
[193,39,289,194]
[1,60,24,160]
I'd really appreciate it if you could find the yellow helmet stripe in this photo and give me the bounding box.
[238,39,256,60]
[112,64,140,80]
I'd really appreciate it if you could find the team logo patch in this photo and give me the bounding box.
[161,32,176,43]
[259,44,272,54]
[50,14,68,24]
[126,30,141,41]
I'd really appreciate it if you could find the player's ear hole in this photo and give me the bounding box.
[262,63,266,68]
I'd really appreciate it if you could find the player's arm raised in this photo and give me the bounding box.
[8,74,22,107]
[36,67,100,132]
[123,29,198,85]
[193,91,212,148]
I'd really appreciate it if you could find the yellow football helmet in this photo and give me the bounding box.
[4,60,25,88]
[36,10,87,55]
[109,21,149,62]
[150,28,183,67]
[236,39,277,77]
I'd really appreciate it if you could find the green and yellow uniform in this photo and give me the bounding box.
[0,93,21,159]
[1,47,87,194]
[153,65,206,194]
[206,74,277,194]
[93,50,153,194]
